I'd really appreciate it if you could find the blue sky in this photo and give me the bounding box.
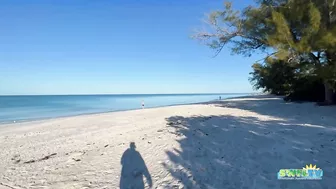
[0,0,264,95]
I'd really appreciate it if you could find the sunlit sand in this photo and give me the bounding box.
[1,95,335,189]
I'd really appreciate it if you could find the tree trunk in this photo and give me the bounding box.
[324,82,334,104]
[324,51,336,104]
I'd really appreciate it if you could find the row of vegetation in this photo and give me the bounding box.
[194,0,336,104]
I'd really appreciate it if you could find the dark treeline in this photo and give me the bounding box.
[249,57,326,102]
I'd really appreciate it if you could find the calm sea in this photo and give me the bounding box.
[0,93,249,124]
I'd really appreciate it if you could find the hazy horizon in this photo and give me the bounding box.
[0,92,255,96]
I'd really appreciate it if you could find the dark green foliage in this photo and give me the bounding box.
[249,60,296,95]
[250,57,326,102]
[284,79,325,102]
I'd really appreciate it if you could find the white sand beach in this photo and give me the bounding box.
[0,95,335,189]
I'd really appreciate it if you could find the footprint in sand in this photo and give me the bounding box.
[66,151,85,163]
[11,154,21,164]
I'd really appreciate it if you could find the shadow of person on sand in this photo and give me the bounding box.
[120,142,152,189]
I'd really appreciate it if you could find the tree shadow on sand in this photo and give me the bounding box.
[120,142,152,189]
[206,95,336,125]
[163,96,336,189]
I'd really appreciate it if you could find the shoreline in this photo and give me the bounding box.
[0,94,257,126]
[0,101,214,127]
[0,100,217,128]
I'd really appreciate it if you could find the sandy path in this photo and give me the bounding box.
[0,95,335,188]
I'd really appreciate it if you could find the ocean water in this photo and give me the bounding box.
[0,93,249,123]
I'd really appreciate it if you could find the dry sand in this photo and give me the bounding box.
[0,95,335,189]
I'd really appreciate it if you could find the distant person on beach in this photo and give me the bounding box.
[219,96,221,100]
[141,100,145,109]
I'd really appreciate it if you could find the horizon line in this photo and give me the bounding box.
[0,92,256,96]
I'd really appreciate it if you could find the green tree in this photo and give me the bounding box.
[193,0,336,103]
[266,0,336,102]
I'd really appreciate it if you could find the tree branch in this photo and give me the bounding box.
[255,51,279,63]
